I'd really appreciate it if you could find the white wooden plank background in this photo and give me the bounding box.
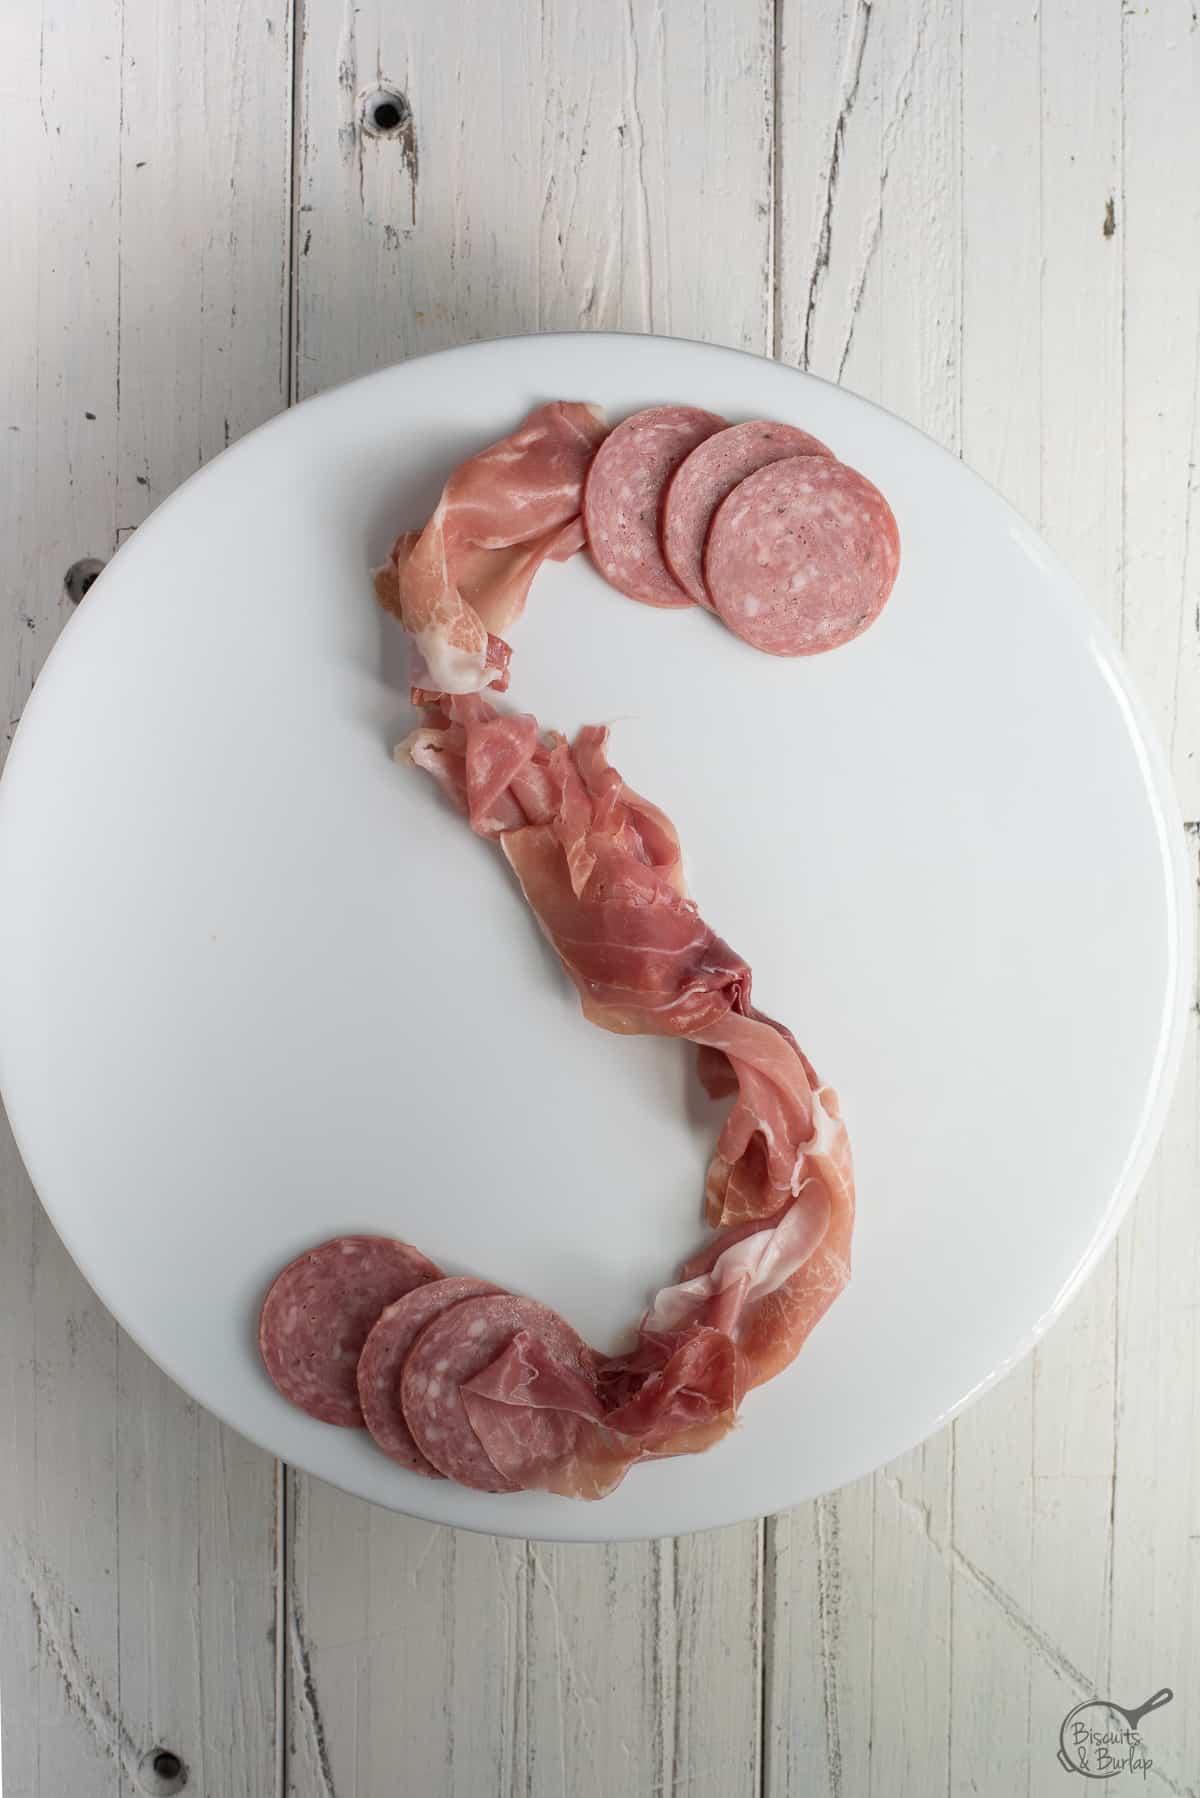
[1,3,1197,1795]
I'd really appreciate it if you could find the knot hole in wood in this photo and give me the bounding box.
[135,1747,188,1793]
[63,557,106,604]
[361,86,411,139]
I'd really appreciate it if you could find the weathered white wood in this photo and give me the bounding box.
[1121,2,1200,820]
[295,0,775,389]
[761,1479,875,1798]
[0,2,291,1793]
[287,1479,528,1797]
[520,1529,762,1798]
[0,21,128,1794]
[288,6,772,1797]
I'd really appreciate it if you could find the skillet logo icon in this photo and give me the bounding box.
[1057,1688,1173,1779]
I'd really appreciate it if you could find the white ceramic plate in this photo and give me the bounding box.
[0,334,1190,1541]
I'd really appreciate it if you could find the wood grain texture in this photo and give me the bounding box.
[2,2,1199,1795]
[1122,2,1200,821]
[294,0,775,387]
[0,1,291,1793]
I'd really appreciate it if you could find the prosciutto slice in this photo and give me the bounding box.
[401,700,750,1034]
[464,1322,746,1499]
[399,692,852,1415]
[375,402,607,696]
[644,1084,854,1388]
[691,1009,816,1226]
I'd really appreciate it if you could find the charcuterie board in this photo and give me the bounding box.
[0,333,1188,1540]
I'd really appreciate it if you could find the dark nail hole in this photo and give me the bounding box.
[64,557,106,605]
[136,1746,188,1794]
[362,86,411,139]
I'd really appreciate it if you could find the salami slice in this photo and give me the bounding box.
[258,1235,441,1427]
[583,405,726,607]
[357,1275,502,1475]
[401,1294,596,1491]
[662,420,833,606]
[704,455,900,656]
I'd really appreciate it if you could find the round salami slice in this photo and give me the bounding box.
[258,1235,441,1427]
[704,455,900,656]
[583,405,726,607]
[401,1294,595,1491]
[357,1276,503,1475]
[662,420,833,606]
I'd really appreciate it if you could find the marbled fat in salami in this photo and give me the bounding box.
[258,1236,441,1426]
[401,1294,597,1491]
[704,454,900,655]
[357,1276,503,1474]
[662,420,832,606]
[583,405,726,606]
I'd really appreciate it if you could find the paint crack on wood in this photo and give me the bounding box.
[882,1471,1111,1708]
[529,1547,600,1716]
[334,0,361,213]
[877,1466,1190,1794]
[289,1594,338,1798]
[836,0,938,382]
[801,0,873,370]
[15,1544,143,1784]
[814,1494,844,1798]
[623,0,656,332]
[882,1467,939,1549]
[1166,288,1200,770]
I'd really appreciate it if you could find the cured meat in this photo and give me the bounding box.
[645,1086,853,1387]
[461,1331,613,1494]
[403,696,823,1218]
[357,1275,502,1474]
[356,400,876,1498]
[379,401,607,696]
[500,734,752,1036]
[598,1324,746,1450]
[473,1323,745,1498]
[258,1236,441,1426]
[662,420,833,606]
[583,405,726,607]
[691,1009,816,1226]
[401,1294,598,1491]
[704,454,900,656]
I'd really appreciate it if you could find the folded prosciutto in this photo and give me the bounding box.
[400,696,834,1210]
[465,1322,746,1500]
[374,401,608,697]
[398,694,856,1418]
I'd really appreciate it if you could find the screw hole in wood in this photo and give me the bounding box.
[136,1747,188,1794]
[63,557,106,605]
[361,86,410,139]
